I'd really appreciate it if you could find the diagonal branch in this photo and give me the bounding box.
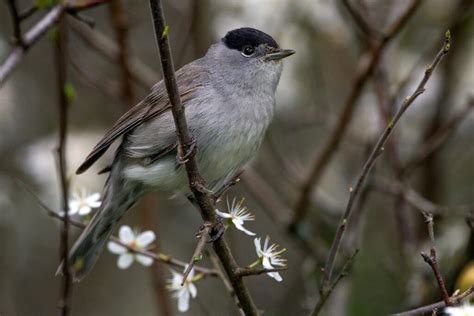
[311,30,451,315]
[0,0,110,87]
[290,0,424,230]
[147,1,260,314]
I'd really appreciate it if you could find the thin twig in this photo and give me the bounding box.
[391,286,474,316]
[108,0,134,106]
[181,224,211,285]
[148,1,259,314]
[0,0,110,87]
[312,30,451,315]
[235,266,288,278]
[16,179,218,276]
[54,16,71,316]
[69,18,157,88]
[420,212,451,305]
[310,249,359,316]
[401,96,474,176]
[7,0,25,47]
[341,0,380,39]
[291,0,423,230]
[207,251,244,316]
[373,177,474,217]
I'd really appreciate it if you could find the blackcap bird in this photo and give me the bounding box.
[66,27,295,281]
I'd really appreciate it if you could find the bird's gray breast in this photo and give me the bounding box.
[190,86,275,191]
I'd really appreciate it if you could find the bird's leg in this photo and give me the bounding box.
[176,135,197,165]
[212,170,244,203]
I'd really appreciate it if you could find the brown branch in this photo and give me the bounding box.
[54,16,71,316]
[235,266,288,278]
[17,179,218,276]
[311,31,451,315]
[391,286,474,315]
[181,224,211,285]
[207,251,244,316]
[69,18,157,89]
[341,0,380,39]
[373,177,474,217]
[310,249,359,316]
[108,0,134,106]
[401,96,474,176]
[0,0,110,87]
[148,1,259,314]
[6,0,25,47]
[290,0,423,230]
[420,212,451,305]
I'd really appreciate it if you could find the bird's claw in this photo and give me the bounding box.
[176,136,197,164]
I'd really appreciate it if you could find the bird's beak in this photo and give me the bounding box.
[264,48,295,61]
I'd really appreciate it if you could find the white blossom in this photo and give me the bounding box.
[167,267,198,312]
[68,189,101,216]
[215,198,255,236]
[445,303,474,316]
[107,226,156,269]
[254,236,287,282]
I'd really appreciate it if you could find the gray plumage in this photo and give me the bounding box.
[66,27,294,281]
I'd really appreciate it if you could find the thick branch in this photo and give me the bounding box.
[54,17,71,316]
[147,1,259,314]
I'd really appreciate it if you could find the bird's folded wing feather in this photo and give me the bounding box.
[76,62,208,174]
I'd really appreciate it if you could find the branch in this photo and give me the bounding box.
[69,18,157,89]
[310,249,359,316]
[148,1,259,314]
[401,96,474,175]
[6,0,25,47]
[235,266,288,278]
[108,0,134,106]
[391,286,474,315]
[312,30,451,315]
[54,16,71,316]
[181,224,211,285]
[17,179,218,276]
[290,0,423,229]
[372,177,474,217]
[0,0,110,87]
[420,212,450,305]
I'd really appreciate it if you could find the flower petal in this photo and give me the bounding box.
[86,193,101,203]
[267,271,283,282]
[177,289,190,312]
[117,253,134,269]
[135,254,154,266]
[254,237,262,256]
[119,226,135,244]
[107,241,127,254]
[233,221,256,236]
[188,283,197,298]
[262,256,273,270]
[215,209,232,218]
[78,206,92,215]
[136,231,156,248]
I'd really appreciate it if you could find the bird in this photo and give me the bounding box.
[65,27,295,281]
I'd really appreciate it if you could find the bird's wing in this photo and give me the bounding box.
[76,62,208,174]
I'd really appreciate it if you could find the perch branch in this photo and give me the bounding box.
[148,1,260,314]
[54,16,71,316]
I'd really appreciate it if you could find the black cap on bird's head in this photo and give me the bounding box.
[222,27,295,61]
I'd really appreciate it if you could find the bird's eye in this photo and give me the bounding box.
[241,45,255,57]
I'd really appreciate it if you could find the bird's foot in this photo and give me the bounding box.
[209,217,225,242]
[176,136,197,164]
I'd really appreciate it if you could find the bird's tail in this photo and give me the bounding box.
[59,170,142,282]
